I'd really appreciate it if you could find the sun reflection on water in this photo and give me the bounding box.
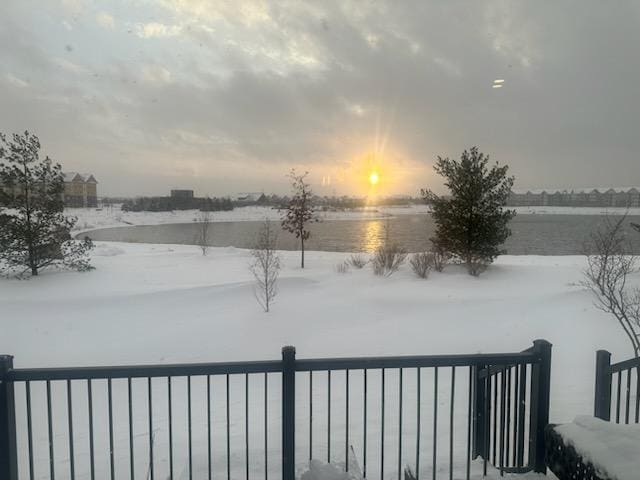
[361,220,384,252]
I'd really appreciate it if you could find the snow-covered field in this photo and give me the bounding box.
[68,204,640,234]
[1,242,636,479]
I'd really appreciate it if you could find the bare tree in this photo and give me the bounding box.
[195,211,212,255]
[281,169,317,268]
[250,220,281,312]
[583,214,640,357]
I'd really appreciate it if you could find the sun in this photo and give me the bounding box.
[369,171,380,186]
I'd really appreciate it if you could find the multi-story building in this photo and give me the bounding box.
[508,187,640,208]
[63,172,98,208]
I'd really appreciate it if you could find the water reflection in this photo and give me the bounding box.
[361,220,384,252]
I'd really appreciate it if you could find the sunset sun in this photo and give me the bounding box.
[369,171,380,186]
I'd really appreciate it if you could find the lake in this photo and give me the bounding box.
[81,214,640,255]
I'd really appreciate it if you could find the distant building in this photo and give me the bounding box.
[170,189,194,199]
[63,173,98,208]
[508,187,640,208]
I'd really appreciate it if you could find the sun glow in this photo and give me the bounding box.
[369,171,380,186]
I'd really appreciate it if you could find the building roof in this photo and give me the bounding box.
[63,172,98,183]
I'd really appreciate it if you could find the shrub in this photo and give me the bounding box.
[372,243,407,277]
[431,245,450,272]
[410,252,434,278]
[348,253,368,269]
[335,261,350,274]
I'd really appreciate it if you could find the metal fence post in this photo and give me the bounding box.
[0,355,18,480]
[282,346,296,480]
[472,365,486,459]
[594,350,612,421]
[528,340,552,474]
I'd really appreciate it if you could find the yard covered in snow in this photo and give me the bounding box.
[1,241,637,479]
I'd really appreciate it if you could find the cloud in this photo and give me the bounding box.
[96,12,115,29]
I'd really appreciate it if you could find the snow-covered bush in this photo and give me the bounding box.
[335,261,350,274]
[348,253,368,269]
[430,245,450,272]
[372,242,407,277]
[410,252,434,278]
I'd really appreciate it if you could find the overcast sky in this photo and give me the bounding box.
[1,1,639,197]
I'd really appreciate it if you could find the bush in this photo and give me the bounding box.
[410,252,434,278]
[431,245,450,272]
[335,261,350,274]
[372,243,407,277]
[467,256,490,276]
[348,253,368,269]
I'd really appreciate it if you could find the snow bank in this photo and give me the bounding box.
[555,416,640,480]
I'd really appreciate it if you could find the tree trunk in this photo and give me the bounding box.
[301,237,305,269]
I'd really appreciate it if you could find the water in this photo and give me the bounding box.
[81,214,640,255]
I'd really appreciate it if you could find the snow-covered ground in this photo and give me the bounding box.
[1,242,636,479]
[68,204,640,234]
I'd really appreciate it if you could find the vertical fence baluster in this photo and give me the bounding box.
[108,378,115,480]
[465,367,471,480]
[148,377,154,480]
[594,350,612,421]
[483,368,490,477]
[363,369,367,480]
[246,374,250,480]
[188,376,192,480]
[345,369,350,472]
[416,368,421,480]
[67,380,75,480]
[88,380,95,480]
[26,381,34,480]
[381,368,385,480]
[46,380,55,480]
[512,366,519,467]
[309,371,313,462]
[207,376,212,480]
[499,371,506,476]
[227,374,231,480]
[636,367,640,423]
[398,368,403,480]
[168,377,173,480]
[128,378,134,480]
[516,365,526,468]
[327,370,331,464]
[616,371,622,423]
[505,367,511,470]
[492,372,497,466]
[625,369,631,424]
[264,373,268,480]
[449,366,455,480]
[432,367,438,480]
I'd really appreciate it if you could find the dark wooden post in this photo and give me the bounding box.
[472,365,486,459]
[0,355,18,480]
[594,350,612,421]
[282,346,296,480]
[528,340,552,474]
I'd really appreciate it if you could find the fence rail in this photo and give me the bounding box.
[0,341,552,480]
[594,350,640,424]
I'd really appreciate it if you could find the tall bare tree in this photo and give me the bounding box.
[250,220,281,312]
[195,210,212,255]
[281,169,317,268]
[583,214,640,357]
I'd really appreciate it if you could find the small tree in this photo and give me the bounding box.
[0,131,93,276]
[281,169,317,268]
[582,214,640,358]
[195,210,212,256]
[250,220,281,312]
[422,147,515,276]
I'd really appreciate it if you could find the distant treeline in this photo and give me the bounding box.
[112,193,422,212]
[121,196,234,212]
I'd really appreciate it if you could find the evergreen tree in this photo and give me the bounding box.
[421,147,515,276]
[281,169,317,268]
[0,131,93,276]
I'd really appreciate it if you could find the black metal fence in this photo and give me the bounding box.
[0,341,552,480]
[594,349,640,423]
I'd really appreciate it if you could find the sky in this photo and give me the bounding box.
[1,1,639,197]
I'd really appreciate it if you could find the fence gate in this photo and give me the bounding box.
[0,341,551,480]
[594,349,640,424]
